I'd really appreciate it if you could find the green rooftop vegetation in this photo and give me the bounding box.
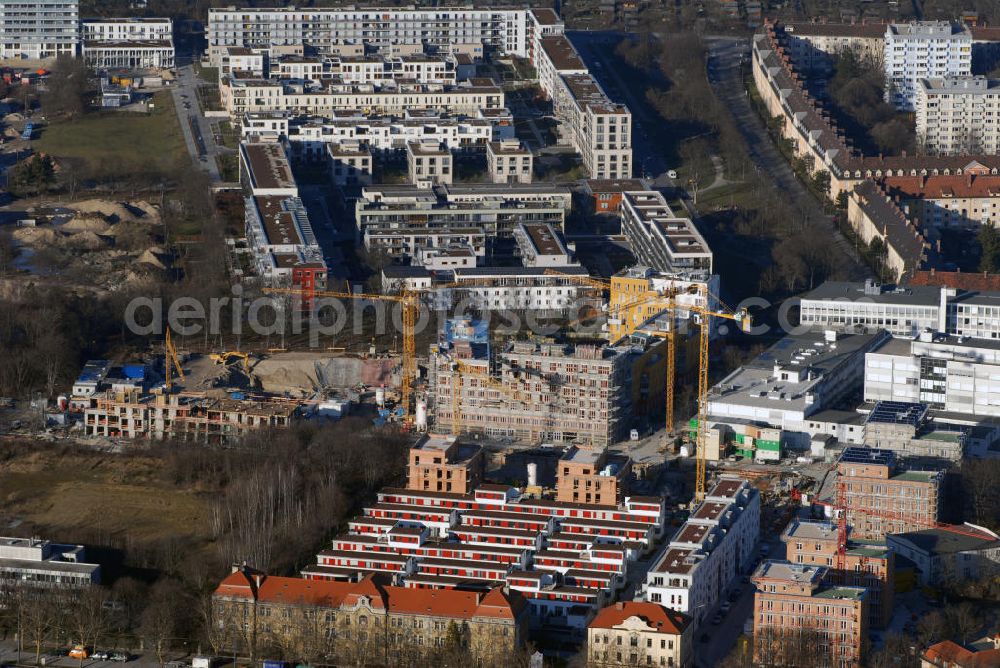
[814,586,866,600]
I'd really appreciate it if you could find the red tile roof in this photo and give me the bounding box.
[589,602,690,634]
[882,174,1000,200]
[909,269,1000,292]
[214,570,525,621]
[923,640,1000,667]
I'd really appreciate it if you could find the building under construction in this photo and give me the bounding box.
[83,390,297,444]
[428,320,670,445]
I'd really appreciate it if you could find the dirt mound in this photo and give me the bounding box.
[61,216,111,234]
[252,354,397,395]
[135,248,168,270]
[61,231,110,251]
[71,199,142,224]
[12,227,59,245]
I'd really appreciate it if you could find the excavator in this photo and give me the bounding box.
[209,351,253,375]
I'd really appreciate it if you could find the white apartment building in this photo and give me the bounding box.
[645,477,759,626]
[206,7,559,66]
[326,53,457,86]
[916,76,1000,155]
[0,536,101,587]
[243,110,510,157]
[446,265,594,313]
[800,280,1000,340]
[0,0,78,60]
[356,184,570,256]
[536,35,632,179]
[884,21,972,111]
[366,227,486,259]
[620,191,712,274]
[407,140,453,186]
[220,47,266,77]
[327,142,372,187]
[81,18,174,69]
[513,222,576,268]
[222,74,504,122]
[487,139,533,184]
[865,332,1000,418]
[239,141,298,197]
[707,329,892,448]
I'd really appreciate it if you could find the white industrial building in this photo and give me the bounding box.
[864,332,1000,418]
[799,280,1000,341]
[644,477,759,626]
[884,21,972,111]
[916,76,1000,155]
[706,329,891,448]
[620,191,712,274]
[0,536,101,587]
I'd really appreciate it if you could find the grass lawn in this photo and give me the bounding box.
[34,91,186,173]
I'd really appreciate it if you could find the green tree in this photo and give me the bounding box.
[7,154,56,196]
[978,225,1000,273]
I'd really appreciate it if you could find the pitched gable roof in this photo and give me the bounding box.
[589,602,691,634]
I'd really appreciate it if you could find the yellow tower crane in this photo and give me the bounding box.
[164,328,185,391]
[264,287,420,423]
[610,287,752,501]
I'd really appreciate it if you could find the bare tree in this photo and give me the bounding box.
[140,580,183,667]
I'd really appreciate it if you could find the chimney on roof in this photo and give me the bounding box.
[968,172,974,187]
[615,602,625,610]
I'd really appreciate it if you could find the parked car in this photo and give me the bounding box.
[92,650,110,661]
[110,652,130,662]
[666,170,678,179]
[69,646,89,660]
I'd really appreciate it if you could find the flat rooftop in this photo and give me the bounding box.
[540,35,586,71]
[519,223,566,256]
[242,142,296,192]
[754,559,824,585]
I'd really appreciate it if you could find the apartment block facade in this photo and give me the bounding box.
[782,520,894,628]
[487,139,533,184]
[884,22,972,111]
[645,477,760,626]
[0,0,78,60]
[206,8,552,66]
[752,561,868,667]
[554,447,631,506]
[587,602,693,668]
[214,567,529,663]
[620,192,712,275]
[81,17,174,69]
[916,76,1000,155]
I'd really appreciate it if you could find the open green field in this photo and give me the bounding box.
[34,91,186,173]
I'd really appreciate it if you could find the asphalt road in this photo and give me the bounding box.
[169,60,222,182]
[703,36,871,281]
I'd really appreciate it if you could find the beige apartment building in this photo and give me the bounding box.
[838,447,942,541]
[406,434,484,494]
[407,140,453,185]
[555,446,631,506]
[487,139,533,184]
[783,520,894,629]
[752,560,868,667]
[587,601,693,668]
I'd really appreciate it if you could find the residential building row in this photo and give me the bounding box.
[355,183,571,257]
[205,7,566,65]
[619,191,713,276]
[752,21,1000,201]
[882,172,1000,228]
[298,442,668,635]
[535,33,632,179]
[213,566,529,664]
[644,477,760,626]
[241,109,515,157]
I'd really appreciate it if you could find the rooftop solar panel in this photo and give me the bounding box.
[865,401,928,427]
[839,446,896,468]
